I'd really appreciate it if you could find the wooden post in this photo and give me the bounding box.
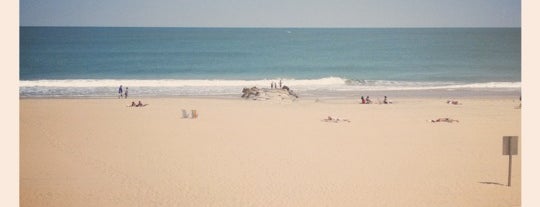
[507,138,512,187]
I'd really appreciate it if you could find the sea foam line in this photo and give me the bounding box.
[19,77,521,90]
[19,77,345,87]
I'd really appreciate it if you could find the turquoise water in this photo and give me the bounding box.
[20,27,520,97]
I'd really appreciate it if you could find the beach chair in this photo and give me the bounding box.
[191,110,198,119]
[181,109,190,119]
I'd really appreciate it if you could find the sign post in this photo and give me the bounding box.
[502,136,518,187]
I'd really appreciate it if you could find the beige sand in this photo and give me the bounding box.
[20,97,521,207]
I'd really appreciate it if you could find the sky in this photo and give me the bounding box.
[20,0,521,27]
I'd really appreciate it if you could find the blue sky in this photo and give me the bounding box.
[20,0,521,27]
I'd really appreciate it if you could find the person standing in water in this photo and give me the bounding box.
[279,79,282,89]
[124,87,129,99]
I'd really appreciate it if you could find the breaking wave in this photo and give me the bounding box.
[19,77,521,97]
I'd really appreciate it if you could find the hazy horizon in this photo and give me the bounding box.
[19,26,522,28]
[20,0,520,28]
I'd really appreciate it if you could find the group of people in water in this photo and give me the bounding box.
[360,96,391,104]
[118,85,128,98]
[270,80,283,89]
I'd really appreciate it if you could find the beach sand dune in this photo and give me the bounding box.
[20,98,520,207]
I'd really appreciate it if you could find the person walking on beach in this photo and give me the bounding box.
[124,87,128,99]
[118,85,123,98]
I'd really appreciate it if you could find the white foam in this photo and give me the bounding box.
[19,78,520,88]
[19,77,521,97]
[19,77,346,87]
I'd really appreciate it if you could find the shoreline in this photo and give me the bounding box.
[19,88,521,100]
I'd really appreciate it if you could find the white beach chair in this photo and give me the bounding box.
[181,109,190,119]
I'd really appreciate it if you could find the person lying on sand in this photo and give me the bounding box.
[322,116,351,123]
[136,101,148,107]
[446,100,461,105]
[430,118,459,123]
[128,101,137,107]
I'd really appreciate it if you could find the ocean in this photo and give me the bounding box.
[20,27,521,98]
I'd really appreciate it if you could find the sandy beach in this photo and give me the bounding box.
[20,97,521,207]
